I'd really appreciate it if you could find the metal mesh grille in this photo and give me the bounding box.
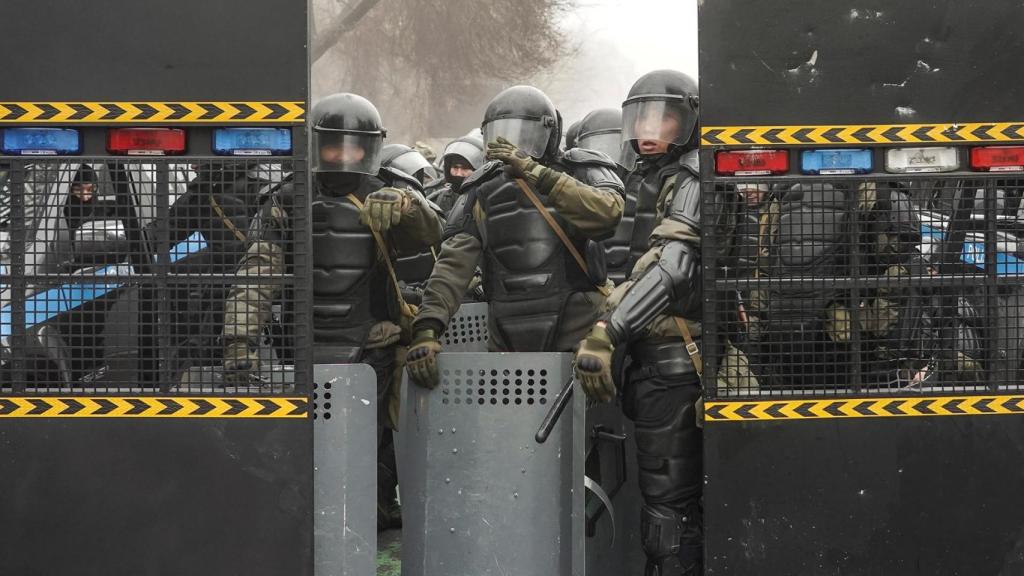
[703,174,1024,398]
[0,158,310,395]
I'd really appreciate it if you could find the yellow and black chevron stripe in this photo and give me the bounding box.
[0,397,308,418]
[0,102,305,124]
[702,122,1024,147]
[705,395,1024,422]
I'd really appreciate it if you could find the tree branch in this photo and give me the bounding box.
[311,0,382,65]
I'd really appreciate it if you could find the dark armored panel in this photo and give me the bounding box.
[699,0,1024,127]
[1,0,307,103]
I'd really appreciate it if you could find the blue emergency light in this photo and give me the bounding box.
[212,128,292,156]
[800,148,872,175]
[1,128,81,156]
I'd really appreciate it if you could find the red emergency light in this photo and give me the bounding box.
[107,128,186,155]
[715,149,789,176]
[970,146,1024,172]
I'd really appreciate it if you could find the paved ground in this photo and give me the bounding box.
[377,529,402,576]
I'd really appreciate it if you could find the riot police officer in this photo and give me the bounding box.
[573,107,634,179]
[573,70,708,576]
[425,135,485,216]
[405,85,624,388]
[220,93,443,530]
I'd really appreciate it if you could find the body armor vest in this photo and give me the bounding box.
[606,155,681,284]
[310,176,394,358]
[763,185,849,324]
[469,162,597,351]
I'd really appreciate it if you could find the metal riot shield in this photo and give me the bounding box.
[314,364,377,576]
[439,302,489,352]
[584,402,647,576]
[399,352,585,576]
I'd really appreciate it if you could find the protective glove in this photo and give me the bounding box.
[360,187,409,234]
[574,322,616,403]
[223,339,262,386]
[406,328,443,389]
[486,137,540,179]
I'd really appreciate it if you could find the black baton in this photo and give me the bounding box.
[535,376,575,444]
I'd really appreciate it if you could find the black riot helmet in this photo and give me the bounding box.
[576,107,636,169]
[481,85,561,160]
[310,93,386,175]
[381,144,434,185]
[564,120,582,150]
[622,70,699,159]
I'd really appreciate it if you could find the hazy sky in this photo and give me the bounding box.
[564,0,698,76]
[546,0,698,124]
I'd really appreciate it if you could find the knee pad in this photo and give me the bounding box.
[633,386,703,504]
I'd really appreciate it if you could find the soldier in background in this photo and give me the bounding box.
[425,135,485,216]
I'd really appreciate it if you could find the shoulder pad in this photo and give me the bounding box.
[562,147,619,170]
[378,166,423,192]
[677,150,699,177]
[460,160,504,191]
[442,193,476,241]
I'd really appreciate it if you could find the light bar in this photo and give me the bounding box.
[885,146,959,174]
[1,128,81,156]
[107,128,186,156]
[715,149,789,176]
[800,148,872,175]
[213,128,292,156]
[970,146,1024,172]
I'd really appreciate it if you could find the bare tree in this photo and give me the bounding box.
[313,0,576,142]
[312,0,382,65]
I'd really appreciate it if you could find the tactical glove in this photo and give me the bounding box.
[360,187,409,234]
[574,322,616,403]
[406,328,443,389]
[486,137,539,179]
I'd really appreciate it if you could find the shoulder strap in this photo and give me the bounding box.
[208,193,248,244]
[346,194,417,319]
[514,178,611,297]
[672,316,703,378]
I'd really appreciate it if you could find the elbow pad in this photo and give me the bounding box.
[606,240,701,345]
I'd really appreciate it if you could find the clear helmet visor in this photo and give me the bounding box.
[577,130,623,161]
[312,130,383,174]
[482,118,552,159]
[621,99,695,153]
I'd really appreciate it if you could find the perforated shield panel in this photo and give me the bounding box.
[439,302,489,352]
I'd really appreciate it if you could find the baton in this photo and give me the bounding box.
[535,375,576,444]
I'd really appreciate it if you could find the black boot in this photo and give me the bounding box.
[642,503,703,576]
